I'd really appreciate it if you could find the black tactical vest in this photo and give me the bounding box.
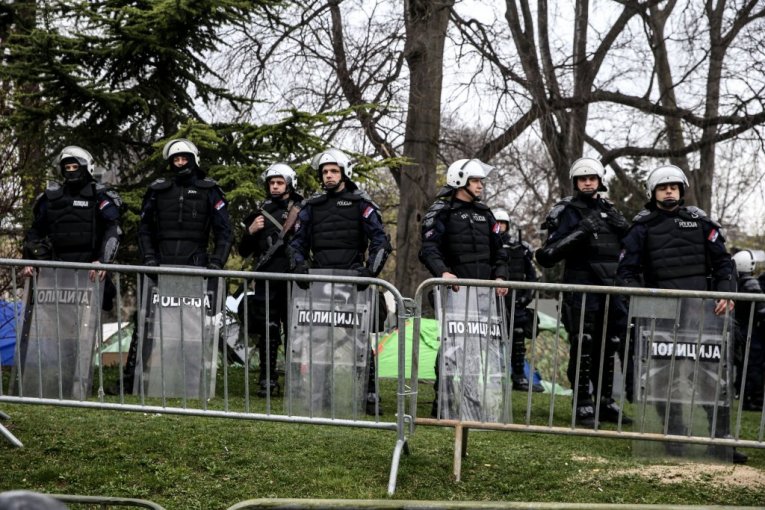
[569,198,622,285]
[639,208,709,290]
[735,275,765,328]
[442,201,493,280]
[151,178,214,265]
[502,233,527,282]
[308,190,365,269]
[44,182,98,262]
[255,197,293,273]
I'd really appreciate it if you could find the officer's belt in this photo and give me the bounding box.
[453,253,491,264]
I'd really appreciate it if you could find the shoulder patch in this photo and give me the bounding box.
[102,189,123,208]
[422,199,449,227]
[307,191,329,205]
[541,200,570,230]
[632,209,653,223]
[32,192,47,214]
[195,177,217,189]
[682,206,708,219]
[44,181,64,201]
[354,190,381,210]
[425,198,449,215]
[149,178,172,191]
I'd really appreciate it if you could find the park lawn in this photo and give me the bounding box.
[1,372,764,509]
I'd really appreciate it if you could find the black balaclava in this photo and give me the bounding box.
[60,157,89,187]
[171,152,197,177]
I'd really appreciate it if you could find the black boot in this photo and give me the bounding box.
[599,398,632,424]
[366,392,383,416]
[257,379,280,398]
[574,401,596,428]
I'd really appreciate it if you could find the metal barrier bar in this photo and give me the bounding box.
[50,493,167,509]
[226,498,760,510]
[0,259,411,495]
[0,409,22,447]
[412,277,765,480]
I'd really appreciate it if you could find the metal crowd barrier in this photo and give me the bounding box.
[0,259,411,495]
[411,277,765,480]
[226,499,762,510]
[50,493,167,509]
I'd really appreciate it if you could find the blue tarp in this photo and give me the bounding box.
[0,300,23,366]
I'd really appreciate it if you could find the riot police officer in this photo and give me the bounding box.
[730,250,765,412]
[138,138,232,268]
[239,163,303,397]
[112,139,232,394]
[288,148,392,414]
[494,209,543,392]
[618,164,745,463]
[420,159,509,417]
[22,145,122,308]
[536,157,631,427]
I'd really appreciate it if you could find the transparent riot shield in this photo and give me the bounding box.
[286,270,371,419]
[13,268,103,400]
[434,285,505,422]
[136,274,222,400]
[633,297,734,459]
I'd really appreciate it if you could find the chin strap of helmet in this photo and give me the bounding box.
[575,189,597,201]
[652,183,685,209]
[462,185,481,202]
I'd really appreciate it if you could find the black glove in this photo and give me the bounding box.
[516,293,533,309]
[604,209,630,232]
[294,262,310,290]
[356,266,374,291]
[579,214,604,234]
[143,257,159,267]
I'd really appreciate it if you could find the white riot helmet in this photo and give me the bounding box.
[311,148,353,180]
[493,208,510,224]
[645,165,689,199]
[733,250,757,275]
[262,162,298,191]
[569,157,606,192]
[162,138,200,173]
[446,159,493,188]
[58,145,94,183]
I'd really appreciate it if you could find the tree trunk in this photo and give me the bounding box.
[395,0,453,298]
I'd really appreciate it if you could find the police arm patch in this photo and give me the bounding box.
[707,228,719,242]
[99,200,111,210]
[215,200,226,211]
[363,205,374,218]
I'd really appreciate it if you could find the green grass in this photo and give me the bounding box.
[2,369,765,509]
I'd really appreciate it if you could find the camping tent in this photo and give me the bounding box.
[375,311,571,395]
[0,301,22,366]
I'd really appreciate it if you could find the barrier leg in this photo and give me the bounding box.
[387,438,408,496]
[0,411,23,448]
[453,424,469,482]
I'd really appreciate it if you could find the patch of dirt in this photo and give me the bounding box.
[615,464,765,488]
[572,455,765,488]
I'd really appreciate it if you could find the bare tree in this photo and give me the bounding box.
[451,0,765,215]
[226,0,452,297]
[224,0,765,293]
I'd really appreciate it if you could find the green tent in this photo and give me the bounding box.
[376,318,440,380]
[375,312,572,395]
